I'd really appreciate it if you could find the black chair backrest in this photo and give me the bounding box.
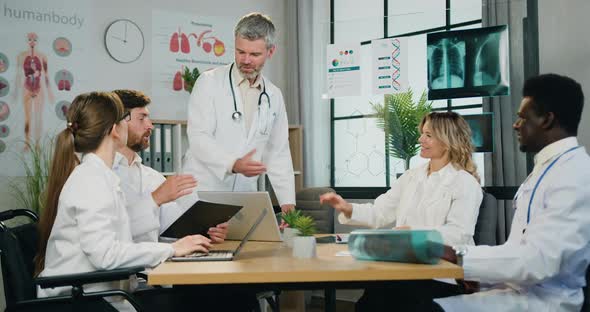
[583,266,590,312]
[296,187,335,234]
[474,191,498,246]
[0,210,39,305]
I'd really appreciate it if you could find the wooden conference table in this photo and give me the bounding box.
[148,239,463,311]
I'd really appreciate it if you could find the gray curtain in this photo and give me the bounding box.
[297,0,331,187]
[284,0,301,124]
[482,0,529,242]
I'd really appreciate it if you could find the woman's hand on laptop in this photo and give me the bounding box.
[208,222,229,243]
[171,234,212,256]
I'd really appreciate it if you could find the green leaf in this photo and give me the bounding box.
[372,89,432,170]
[292,215,317,237]
[8,139,53,214]
[181,66,200,94]
[281,209,302,227]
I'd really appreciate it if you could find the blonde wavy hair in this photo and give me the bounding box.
[419,112,480,182]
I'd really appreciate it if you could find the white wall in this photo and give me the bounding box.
[0,0,289,210]
[538,0,590,149]
[87,0,288,101]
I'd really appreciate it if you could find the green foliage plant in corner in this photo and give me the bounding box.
[372,89,432,170]
[181,66,200,94]
[9,140,52,215]
[292,215,317,237]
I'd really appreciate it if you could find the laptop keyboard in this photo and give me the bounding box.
[187,250,233,260]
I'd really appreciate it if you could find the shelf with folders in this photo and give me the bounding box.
[139,119,187,176]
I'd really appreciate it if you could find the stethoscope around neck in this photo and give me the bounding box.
[229,63,271,129]
[516,145,581,233]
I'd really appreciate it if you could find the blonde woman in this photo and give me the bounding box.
[321,111,482,245]
[321,112,483,310]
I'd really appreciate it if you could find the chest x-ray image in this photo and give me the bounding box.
[463,113,494,153]
[427,25,510,100]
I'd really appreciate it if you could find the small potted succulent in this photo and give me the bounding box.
[291,215,318,259]
[281,210,302,247]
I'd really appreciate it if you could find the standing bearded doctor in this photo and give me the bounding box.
[182,12,295,213]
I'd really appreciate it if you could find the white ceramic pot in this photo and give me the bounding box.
[282,227,300,248]
[292,236,317,258]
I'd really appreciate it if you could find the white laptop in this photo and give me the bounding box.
[198,191,282,242]
[170,208,267,262]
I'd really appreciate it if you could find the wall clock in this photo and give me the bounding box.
[104,19,144,63]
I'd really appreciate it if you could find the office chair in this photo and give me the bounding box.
[474,191,498,246]
[296,187,335,234]
[583,266,590,312]
[0,209,145,312]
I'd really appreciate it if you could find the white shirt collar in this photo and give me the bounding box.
[423,161,456,177]
[114,151,142,168]
[82,153,120,185]
[232,63,262,89]
[533,136,579,167]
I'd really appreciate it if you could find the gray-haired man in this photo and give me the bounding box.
[182,12,296,214]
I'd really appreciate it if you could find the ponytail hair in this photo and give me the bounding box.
[419,112,480,182]
[35,92,124,276]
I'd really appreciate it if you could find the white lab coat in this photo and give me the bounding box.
[339,163,482,246]
[436,137,590,312]
[112,152,189,243]
[182,64,295,206]
[38,153,174,311]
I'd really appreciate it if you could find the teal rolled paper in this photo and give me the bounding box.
[348,229,444,264]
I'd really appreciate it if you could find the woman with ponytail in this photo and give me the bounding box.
[35,92,211,311]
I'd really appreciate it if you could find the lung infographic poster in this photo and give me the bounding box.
[427,25,510,100]
[151,10,234,120]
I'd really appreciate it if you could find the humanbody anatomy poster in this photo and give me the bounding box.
[371,37,408,95]
[151,10,234,120]
[0,0,90,176]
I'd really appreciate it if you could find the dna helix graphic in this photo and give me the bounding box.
[390,39,401,91]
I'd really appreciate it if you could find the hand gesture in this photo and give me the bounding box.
[152,175,197,206]
[171,234,212,256]
[281,204,295,214]
[207,222,229,244]
[232,149,266,177]
[319,192,353,218]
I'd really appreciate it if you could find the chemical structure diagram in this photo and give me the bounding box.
[334,110,405,186]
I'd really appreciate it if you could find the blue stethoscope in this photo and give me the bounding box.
[517,145,581,229]
[229,63,272,135]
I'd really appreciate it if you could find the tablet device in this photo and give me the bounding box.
[160,200,242,239]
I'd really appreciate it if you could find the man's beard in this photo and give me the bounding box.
[128,131,150,152]
[238,64,263,80]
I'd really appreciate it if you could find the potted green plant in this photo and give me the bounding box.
[9,140,52,215]
[372,89,432,171]
[181,66,200,93]
[291,215,318,258]
[281,209,302,247]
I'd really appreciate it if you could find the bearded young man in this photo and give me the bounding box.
[112,89,228,244]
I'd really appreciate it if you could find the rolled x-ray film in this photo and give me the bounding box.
[348,229,444,264]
